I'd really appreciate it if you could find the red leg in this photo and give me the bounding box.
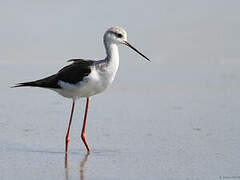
[81,97,91,152]
[65,100,75,154]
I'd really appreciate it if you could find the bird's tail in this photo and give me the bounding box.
[11,74,58,89]
[11,81,38,88]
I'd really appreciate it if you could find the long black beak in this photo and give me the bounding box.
[124,41,151,61]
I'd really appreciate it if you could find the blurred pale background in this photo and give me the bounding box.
[0,1,240,179]
[1,0,239,65]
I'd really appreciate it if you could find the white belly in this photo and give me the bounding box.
[53,67,116,99]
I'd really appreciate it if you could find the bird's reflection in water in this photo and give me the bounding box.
[80,153,90,180]
[65,154,69,180]
[65,153,90,180]
[65,154,69,169]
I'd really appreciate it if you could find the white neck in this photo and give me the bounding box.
[105,42,119,60]
[104,42,119,72]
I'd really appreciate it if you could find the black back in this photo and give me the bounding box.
[13,59,95,89]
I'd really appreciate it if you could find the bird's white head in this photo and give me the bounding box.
[104,26,150,61]
[104,26,127,45]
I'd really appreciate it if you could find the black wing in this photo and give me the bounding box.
[13,59,95,89]
[57,59,95,84]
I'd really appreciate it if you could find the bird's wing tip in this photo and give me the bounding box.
[11,84,21,88]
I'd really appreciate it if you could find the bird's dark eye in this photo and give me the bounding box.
[116,33,123,38]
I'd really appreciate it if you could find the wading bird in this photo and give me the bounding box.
[13,26,150,154]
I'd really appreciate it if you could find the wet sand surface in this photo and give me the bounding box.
[1,62,240,179]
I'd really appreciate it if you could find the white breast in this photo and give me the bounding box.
[53,64,118,99]
[53,43,120,99]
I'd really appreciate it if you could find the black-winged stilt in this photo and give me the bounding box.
[13,26,150,154]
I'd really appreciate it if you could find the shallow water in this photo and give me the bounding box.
[0,62,240,179]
